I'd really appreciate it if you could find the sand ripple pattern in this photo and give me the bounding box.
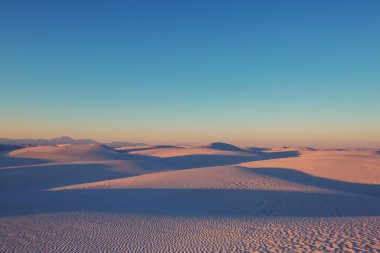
[0,213,379,253]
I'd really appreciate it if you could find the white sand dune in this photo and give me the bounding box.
[0,143,380,252]
[52,165,331,192]
[8,144,127,163]
[239,149,380,198]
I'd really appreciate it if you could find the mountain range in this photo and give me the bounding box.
[0,136,144,147]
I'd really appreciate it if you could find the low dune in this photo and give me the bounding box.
[203,142,243,151]
[0,143,379,252]
[8,144,127,163]
[240,149,380,185]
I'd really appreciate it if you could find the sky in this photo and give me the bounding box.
[1,0,379,148]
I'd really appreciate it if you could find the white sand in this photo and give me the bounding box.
[0,143,379,252]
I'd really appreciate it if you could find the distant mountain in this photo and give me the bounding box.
[50,136,99,145]
[0,136,99,146]
[0,137,145,147]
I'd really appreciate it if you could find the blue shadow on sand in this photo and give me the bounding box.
[1,186,380,218]
[127,150,300,170]
[1,166,380,218]
[0,150,299,191]
[251,167,380,198]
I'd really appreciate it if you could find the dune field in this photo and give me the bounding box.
[0,143,379,252]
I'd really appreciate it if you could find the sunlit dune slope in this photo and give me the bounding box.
[239,149,380,184]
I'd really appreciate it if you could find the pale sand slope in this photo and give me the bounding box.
[238,149,380,198]
[0,145,171,192]
[0,144,380,252]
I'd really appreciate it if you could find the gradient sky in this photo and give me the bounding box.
[1,0,379,148]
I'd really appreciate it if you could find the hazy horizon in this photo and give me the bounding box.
[1,1,379,148]
[0,135,379,149]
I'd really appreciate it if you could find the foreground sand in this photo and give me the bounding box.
[0,143,379,252]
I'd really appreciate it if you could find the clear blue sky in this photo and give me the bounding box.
[1,0,379,147]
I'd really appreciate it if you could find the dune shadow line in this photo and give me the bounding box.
[250,167,380,198]
[1,187,380,218]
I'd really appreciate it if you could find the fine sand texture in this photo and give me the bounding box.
[0,143,380,252]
